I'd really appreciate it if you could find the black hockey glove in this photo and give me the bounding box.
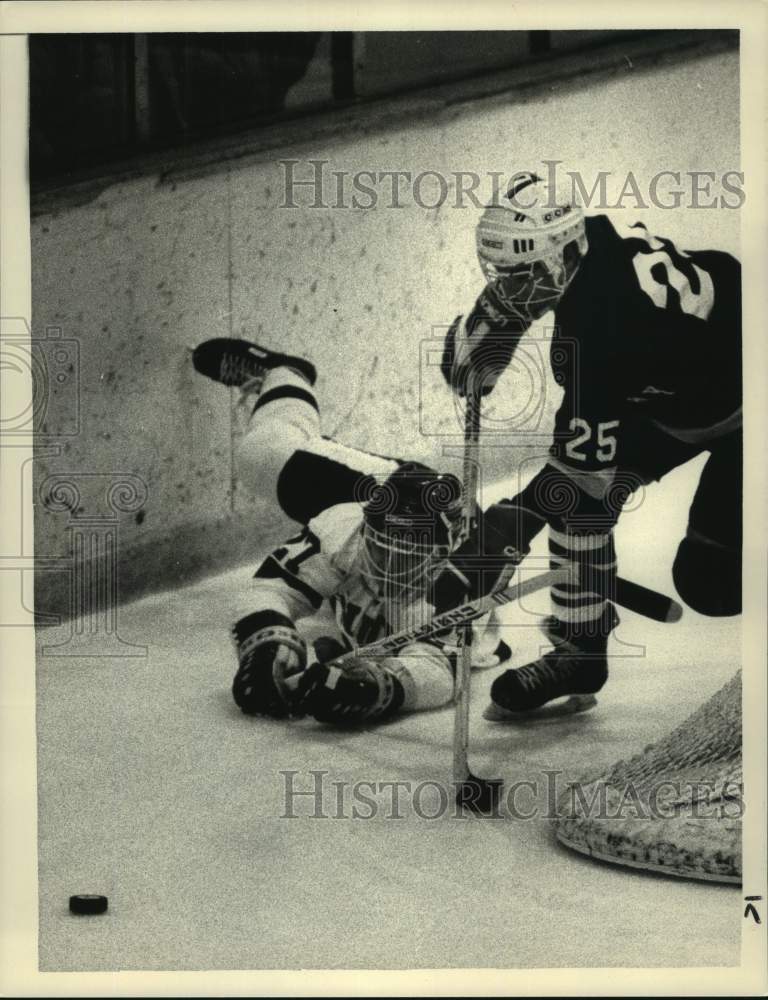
[432,498,542,613]
[231,609,307,717]
[294,656,404,727]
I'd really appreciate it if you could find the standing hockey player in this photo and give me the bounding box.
[192,340,518,725]
[440,170,741,719]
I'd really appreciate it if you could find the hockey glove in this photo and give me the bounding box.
[440,286,528,399]
[231,610,307,717]
[294,656,404,726]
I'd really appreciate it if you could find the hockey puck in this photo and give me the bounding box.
[69,894,108,915]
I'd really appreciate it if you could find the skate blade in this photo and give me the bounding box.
[483,693,597,723]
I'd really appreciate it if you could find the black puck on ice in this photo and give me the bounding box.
[69,894,108,915]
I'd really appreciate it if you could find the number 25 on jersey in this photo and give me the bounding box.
[565,418,619,464]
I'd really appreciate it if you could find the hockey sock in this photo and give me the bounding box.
[548,525,617,647]
[251,366,319,422]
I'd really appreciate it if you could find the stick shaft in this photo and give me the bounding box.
[337,564,677,667]
[453,380,482,784]
[346,565,571,661]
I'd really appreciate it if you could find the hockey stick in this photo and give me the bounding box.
[440,554,681,625]
[615,576,682,623]
[346,564,572,659]
[452,373,502,813]
[322,561,677,661]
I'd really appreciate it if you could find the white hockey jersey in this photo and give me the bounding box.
[248,503,499,711]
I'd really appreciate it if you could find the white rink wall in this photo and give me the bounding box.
[31,48,739,610]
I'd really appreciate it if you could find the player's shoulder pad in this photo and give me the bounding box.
[601,213,672,251]
[583,212,617,244]
[599,212,649,237]
[308,502,365,569]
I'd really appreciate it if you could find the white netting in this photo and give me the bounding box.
[554,672,742,883]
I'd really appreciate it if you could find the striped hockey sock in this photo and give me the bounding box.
[548,525,617,645]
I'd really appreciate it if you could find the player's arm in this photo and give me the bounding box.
[296,636,461,723]
[232,521,345,717]
[440,285,530,399]
[295,582,473,722]
[433,495,546,608]
[250,523,341,622]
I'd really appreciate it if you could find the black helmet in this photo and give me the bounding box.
[358,463,464,595]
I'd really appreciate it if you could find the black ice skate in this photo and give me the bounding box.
[483,652,605,721]
[192,337,316,389]
[483,605,616,722]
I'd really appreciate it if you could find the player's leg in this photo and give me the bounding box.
[672,429,742,617]
[487,493,618,719]
[239,366,402,523]
[485,414,645,719]
[486,417,726,719]
[193,337,401,523]
[609,415,741,614]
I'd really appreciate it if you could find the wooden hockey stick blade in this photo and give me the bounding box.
[616,576,683,623]
[455,773,504,814]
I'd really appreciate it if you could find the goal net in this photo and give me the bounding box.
[554,672,742,884]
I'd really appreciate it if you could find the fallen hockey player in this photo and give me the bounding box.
[193,338,525,725]
[194,172,739,724]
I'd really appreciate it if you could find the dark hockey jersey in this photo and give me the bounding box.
[445,213,741,469]
[550,214,741,459]
[435,214,742,595]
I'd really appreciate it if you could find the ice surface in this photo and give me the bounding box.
[35,454,741,971]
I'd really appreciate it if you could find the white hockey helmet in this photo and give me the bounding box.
[476,172,588,324]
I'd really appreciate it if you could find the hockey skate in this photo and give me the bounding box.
[482,655,602,722]
[483,607,615,722]
[192,337,316,390]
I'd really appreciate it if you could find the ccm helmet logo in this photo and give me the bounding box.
[543,205,572,223]
[481,238,504,249]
